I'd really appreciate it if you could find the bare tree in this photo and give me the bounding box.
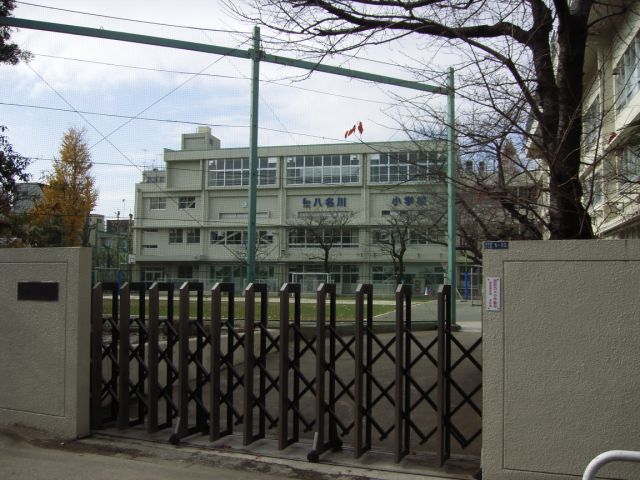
[227,0,637,240]
[289,209,356,274]
[373,207,445,284]
[226,230,278,268]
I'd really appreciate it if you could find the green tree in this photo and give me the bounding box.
[1,0,29,64]
[0,126,30,240]
[230,1,633,240]
[34,128,98,246]
[0,1,32,244]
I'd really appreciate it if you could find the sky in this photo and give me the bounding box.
[1,1,452,219]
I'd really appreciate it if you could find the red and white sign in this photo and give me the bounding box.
[486,277,501,311]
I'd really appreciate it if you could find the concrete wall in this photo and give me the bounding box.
[0,248,91,439]
[483,240,640,479]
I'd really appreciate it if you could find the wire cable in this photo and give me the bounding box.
[15,1,247,35]
[30,53,397,106]
[0,101,352,144]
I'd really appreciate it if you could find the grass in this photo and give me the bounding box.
[103,298,401,322]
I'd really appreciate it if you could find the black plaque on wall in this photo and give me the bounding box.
[17,282,59,301]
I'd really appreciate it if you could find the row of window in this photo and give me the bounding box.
[202,151,445,188]
[584,143,640,207]
[207,157,277,187]
[147,227,443,248]
[287,228,359,248]
[150,196,196,210]
[615,30,640,112]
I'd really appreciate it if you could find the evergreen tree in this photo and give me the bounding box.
[34,128,98,246]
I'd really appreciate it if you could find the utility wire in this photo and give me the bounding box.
[17,1,408,70]
[0,101,351,144]
[30,53,397,106]
[15,1,246,34]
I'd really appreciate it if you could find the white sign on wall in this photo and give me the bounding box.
[486,277,501,311]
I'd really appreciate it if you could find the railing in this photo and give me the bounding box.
[90,281,482,466]
[582,450,640,480]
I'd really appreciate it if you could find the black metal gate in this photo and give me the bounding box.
[90,281,481,466]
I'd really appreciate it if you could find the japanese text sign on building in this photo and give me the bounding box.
[484,241,509,250]
[303,196,347,208]
[486,277,501,311]
[391,195,427,207]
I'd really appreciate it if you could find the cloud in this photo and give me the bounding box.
[5,0,450,217]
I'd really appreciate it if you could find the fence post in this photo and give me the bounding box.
[171,282,190,443]
[117,282,130,429]
[308,283,327,462]
[278,283,290,450]
[244,283,256,446]
[437,284,451,465]
[147,282,159,433]
[210,283,222,441]
[394,283,411,462]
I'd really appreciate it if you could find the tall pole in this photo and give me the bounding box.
[447,67,457,324]
[247,26,260,283]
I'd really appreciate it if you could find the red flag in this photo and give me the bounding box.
[357,121,364,134]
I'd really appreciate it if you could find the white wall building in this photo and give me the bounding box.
[132,127,452,293]
[582,3,640,238]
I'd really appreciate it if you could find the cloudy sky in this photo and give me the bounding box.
[2,1,450,218]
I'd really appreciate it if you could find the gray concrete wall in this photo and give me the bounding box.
[0,248,91,439]
[483,240,640,479]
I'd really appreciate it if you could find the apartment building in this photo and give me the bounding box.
[582,3,640,238]
[132,127,451,293]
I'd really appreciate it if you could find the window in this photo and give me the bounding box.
[186,228,200,243]
[177,266,193,279]
[615,31,640,112]
[207,157,277,187]
[288,264,359,284]
[210,265,242,282]
[286,154,359,185]
[210,230,274,245]
[370,151,445,183]
[619,143,640,188]
[169,228,183,243]
[583,96,601,149]
[374,229,439,245]
[219,212,269,219]
[149,197,166,210]
[178,196,196,209]
[144,171,165,184]
[143,269,164,282]
[372,265,395,283]
[288,228,358,248]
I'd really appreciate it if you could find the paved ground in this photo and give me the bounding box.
[0,425,477,480]
[375,299,483,332]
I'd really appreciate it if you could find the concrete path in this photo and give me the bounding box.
[0,426,475,480]
[374,300,483,332]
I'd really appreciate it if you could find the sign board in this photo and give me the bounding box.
[128,254,136,265]
[486,277,501,311]
[484,241,509,250]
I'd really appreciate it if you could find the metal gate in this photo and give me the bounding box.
[90,282,481,466]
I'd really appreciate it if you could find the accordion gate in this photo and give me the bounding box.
[91,282,481,466]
